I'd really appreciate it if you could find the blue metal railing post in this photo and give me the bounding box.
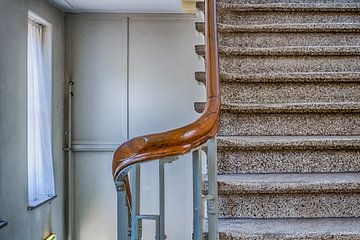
[207,138,219,240]
[193,150,204,240]
[116,181,130,240]
[131,166,141,240]
[159,161,166,240]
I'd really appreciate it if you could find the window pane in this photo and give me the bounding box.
[27,18,55,205]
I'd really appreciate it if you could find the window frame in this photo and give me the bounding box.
[27,11,57,210]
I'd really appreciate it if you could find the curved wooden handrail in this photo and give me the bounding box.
[112,0,220,180]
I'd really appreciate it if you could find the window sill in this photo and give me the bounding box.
[27,194,57,211]
[0,220,8,229]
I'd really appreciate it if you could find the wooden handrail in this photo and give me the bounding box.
[112,0,220,180]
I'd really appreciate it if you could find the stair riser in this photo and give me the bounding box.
[218,32,360,48]
[218,11,360,25]
[217,234,358,240]
[221,82,360,103]
[195,71,360,83]
[218,149,360,174]
[219,193,360,218]
[220,56,360,75]
[218,0,360,4]
[213,233,360,240]
[219,113,360,135]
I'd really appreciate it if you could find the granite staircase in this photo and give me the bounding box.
[196,1,360,239]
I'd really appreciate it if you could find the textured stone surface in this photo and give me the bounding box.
[216,32,360,48]
[217,2,360,12]
[195,102,360,136]
[219,56,360,75]
[215,136,360,173]
[219,112,360,135]
[196,0,360,238]
[216,173,360,194]
[197,2,360,12]
[214,218,360,240]
[219,192,360,218]
[217,11,360,26]
[195,71,360,83]
[218,148,360,174]
[218,82,360,103]
[217,135,360,150]
[217,0,360,4]
[196,22,360,33]
[217,173,360,218]
[196,45,360,56]
[197,101,360,113]
[196,101,360,134]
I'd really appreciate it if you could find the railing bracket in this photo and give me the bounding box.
[161,156,178,164]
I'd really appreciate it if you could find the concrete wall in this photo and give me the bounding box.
[0,0,66,239]
[67,14,204,240]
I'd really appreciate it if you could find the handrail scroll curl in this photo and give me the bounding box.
[112,0,220,184]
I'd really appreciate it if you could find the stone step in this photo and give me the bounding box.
[217,135,360,150]
[219,82,360,103]
[197,3,360,26]
[196,22,360,33]
[195,71,360,83]
[218,55,360,76]
[216,173,360,194]
[213,218,360,240]
[196,102,360,135]
[218,3,360,12]
[216,32,360,49]
[217,11,360,27]
[197,101,360,114]
[216,0,360,5]
[196,45,360,56]
[197,2,360,12]
[214,173,360,218]
[216,135,360,174]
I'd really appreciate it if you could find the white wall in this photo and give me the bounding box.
[68,16,128,240]
[0,0,66,239]
[68,13,205,239]
[129,16,205,239]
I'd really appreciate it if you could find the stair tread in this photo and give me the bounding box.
[221,101,360,113]
[217,135,360,150]
[196,101,360,113]
[197,2,360,12]
[218,3,360,12]
[216,218,360,238]
[216,172,360,194]
[195,71,360,83]
[220,23,360,33]
[196,22,360,33]
[196,45,360,56]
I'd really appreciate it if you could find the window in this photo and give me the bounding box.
[27,13,55,209]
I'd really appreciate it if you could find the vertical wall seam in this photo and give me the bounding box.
[127,17,130,140]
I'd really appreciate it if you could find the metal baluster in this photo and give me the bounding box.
[131,166,141,239]
[207,138,218,240]
[159,161,165,240]
[136,215,161,240]
[193,150,203,240]
[117,181,130,240]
